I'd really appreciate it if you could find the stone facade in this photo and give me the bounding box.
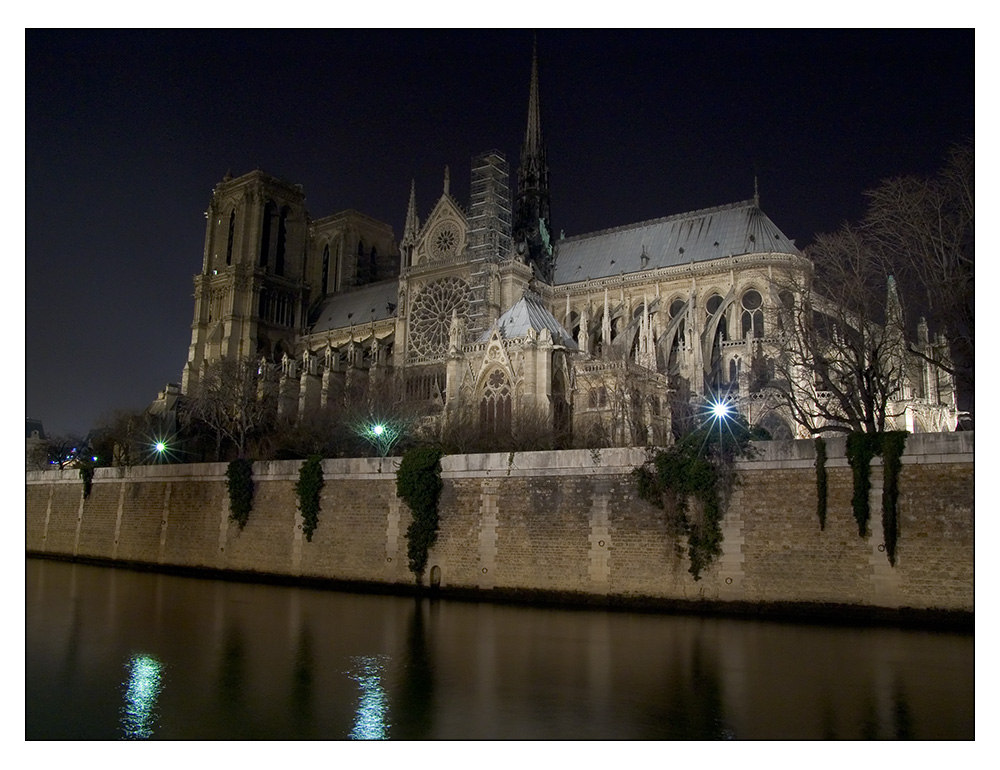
[164,47,956,450]
[26,435,973,615]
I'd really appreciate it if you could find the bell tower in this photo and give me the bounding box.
[182,170,309,393]
[513,39,554,283]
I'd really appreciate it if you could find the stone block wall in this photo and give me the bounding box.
[25,435,974,614]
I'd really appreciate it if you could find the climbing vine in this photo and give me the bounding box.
[846,432,881,536]
[845,431,908,565]
[880,431,907,567]
[814,437,828,530]
[634,416,759,580]
[295,455,324,542]
[79,460,95,499]
[226,458,254,530]
[397,447,443,581]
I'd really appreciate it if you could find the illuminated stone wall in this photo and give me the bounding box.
[25,434,974,614]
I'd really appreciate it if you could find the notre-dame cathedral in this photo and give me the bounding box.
[172,46,957,447]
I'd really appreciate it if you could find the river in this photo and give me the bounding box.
[25,558,973,740]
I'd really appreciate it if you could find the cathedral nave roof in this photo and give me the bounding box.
[552,200,800,285]
[309,280,399,334]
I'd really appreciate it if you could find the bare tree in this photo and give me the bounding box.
[183,358,279,459]
[42,433,86,469]
[768,227,907,435]
[90,408,157,467]
[341,372,426,457]
[265,407,352,460]
[863,139,974,420]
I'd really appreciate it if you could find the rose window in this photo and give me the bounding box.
[409,277,473,359]
[430,224,459,259]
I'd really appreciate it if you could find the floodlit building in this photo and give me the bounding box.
[172,47,956,446]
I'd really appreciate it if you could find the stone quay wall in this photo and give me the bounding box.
[25,433,973,616]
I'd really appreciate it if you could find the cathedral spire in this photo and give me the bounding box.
[524,37,543,160]
[514,37,554,283]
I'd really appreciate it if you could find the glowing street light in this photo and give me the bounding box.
[711,400,731,420]
[364,422,399,457]
[154,441,167,453]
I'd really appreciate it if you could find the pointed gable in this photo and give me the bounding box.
[478,293,577,349]
[413,189,468,266]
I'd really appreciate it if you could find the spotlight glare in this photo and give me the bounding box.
[372,424,384,436]
[155,442,166,453]
[711,401,730,420]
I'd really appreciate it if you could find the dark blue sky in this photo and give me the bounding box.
[26,29,973,435]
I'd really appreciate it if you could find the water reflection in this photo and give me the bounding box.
[893,679,913,740]
[290,626,315,735]
[121,654,163,739]
[391,599,435,739]
[348,655,390,740]
[25,560,974,740]
[643,636,732,739]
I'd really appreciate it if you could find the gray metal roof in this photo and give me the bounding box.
[552,200,800,285]
[478,293,577,349]
[310,281,399,333]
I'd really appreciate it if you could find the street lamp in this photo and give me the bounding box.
[366,422,397,457]
[711,400,731,420]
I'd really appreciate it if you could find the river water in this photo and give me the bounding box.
[25,558,973,740]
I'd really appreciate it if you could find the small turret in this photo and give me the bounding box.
[401,179,419,267]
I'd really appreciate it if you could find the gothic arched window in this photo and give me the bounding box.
[260,201,275,268]
[741,289,764,338]
[706,293,727,338]
[321,245,330,295]
[705,293,727,390]
[275,207,289,276]
[480,369,512,438]
[226,210,235,265]
[777,290,795,333]
[334,241,342,292]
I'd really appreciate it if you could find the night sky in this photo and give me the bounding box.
[26,29,973,436]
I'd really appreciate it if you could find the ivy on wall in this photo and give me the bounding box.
[226,458,254,530]
[845,431,908,565]
[814,437,828,530]
[880,432,907,567]
[296,455,324,542]
[846,432,881,537]
[396,447,443,581]
[79,461,95,500]
[634,418,758,580]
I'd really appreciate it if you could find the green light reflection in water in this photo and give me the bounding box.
[121,654,163,739]
[348,655,390,740]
